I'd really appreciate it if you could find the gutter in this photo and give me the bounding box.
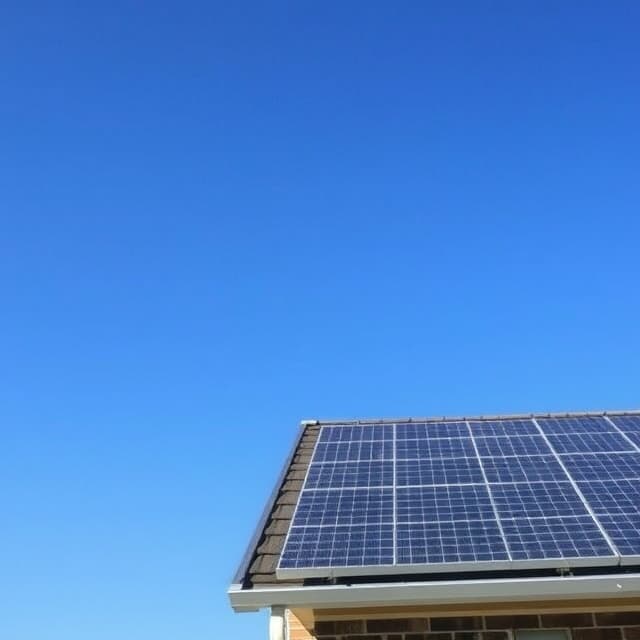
[228,573,640,612]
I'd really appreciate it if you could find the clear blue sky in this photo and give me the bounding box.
[1,2,639,638]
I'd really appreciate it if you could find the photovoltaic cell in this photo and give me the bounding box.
[501,516,615,560]
[396,485,496,523]
[397,520,509,564]
[396,457,484,486]
[545,432,635,454]
[305,460,393,489]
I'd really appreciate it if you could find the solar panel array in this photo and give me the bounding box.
[277,414,640,578]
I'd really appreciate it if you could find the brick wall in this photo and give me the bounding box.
[305,612,640,640]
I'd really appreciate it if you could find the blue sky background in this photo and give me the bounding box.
[1,2,639,638]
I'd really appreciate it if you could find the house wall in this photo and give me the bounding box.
[287,607,640,640]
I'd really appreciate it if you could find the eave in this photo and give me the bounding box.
[228,572,640,612]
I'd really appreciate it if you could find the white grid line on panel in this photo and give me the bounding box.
[603,415,640,453]
[465,420,513,561]
[531,417,621,559]
[392,423,397,565]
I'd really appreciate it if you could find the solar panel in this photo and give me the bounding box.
[607,415,640,433]
[312,439,393,463]
[598,514,640,559]
[490,482,590,519]
[279,524,395,569]
[319,424,394,443]
[537,416,614,434]
[623,431,640,449]
[291,488,393,527]
[545,432,635,454]
[469,419,539,437]
[397,421,470,439]
[561,453,640,482]
[577,480,640,516]
[396,437,475,460]
[481,455,566,483]
[474,435,551,457]
[305,460,393,489]
[396,485,496,523]
[277,415,640,578]
[501,516,616,561]
[396,520,509,565]
[396,456,484,486]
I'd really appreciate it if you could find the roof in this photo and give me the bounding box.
[229,409,640,612]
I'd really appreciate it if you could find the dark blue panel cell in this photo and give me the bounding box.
[502,516,614,560]
[396,485,496,523]
[546,432,635,454]
[624,431,640,449]
[396,520,509,565]
[292,488,393,527]
[279,524,394,569]
[396,437,475,460]
[482,455,567,483]
[536,416,613,435]
[490,482,589,519]
[319,424,394,443]
[598,513,640,557]
[312,439,393,463]
[396,457,484,487]
[610,415,640,433]
[577,480,640,516]
[305,460,393,489]
[396,422,469,439]
[562,453,640,482]
[469,420,539,437]
[474,436,551,457]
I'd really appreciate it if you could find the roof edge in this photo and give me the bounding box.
[231,423,307,585]
[228,572,640,612]
[306,409,640,426]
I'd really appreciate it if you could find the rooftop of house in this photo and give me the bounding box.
[228,409,640,613]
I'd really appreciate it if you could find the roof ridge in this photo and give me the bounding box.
[304,408,640,426]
